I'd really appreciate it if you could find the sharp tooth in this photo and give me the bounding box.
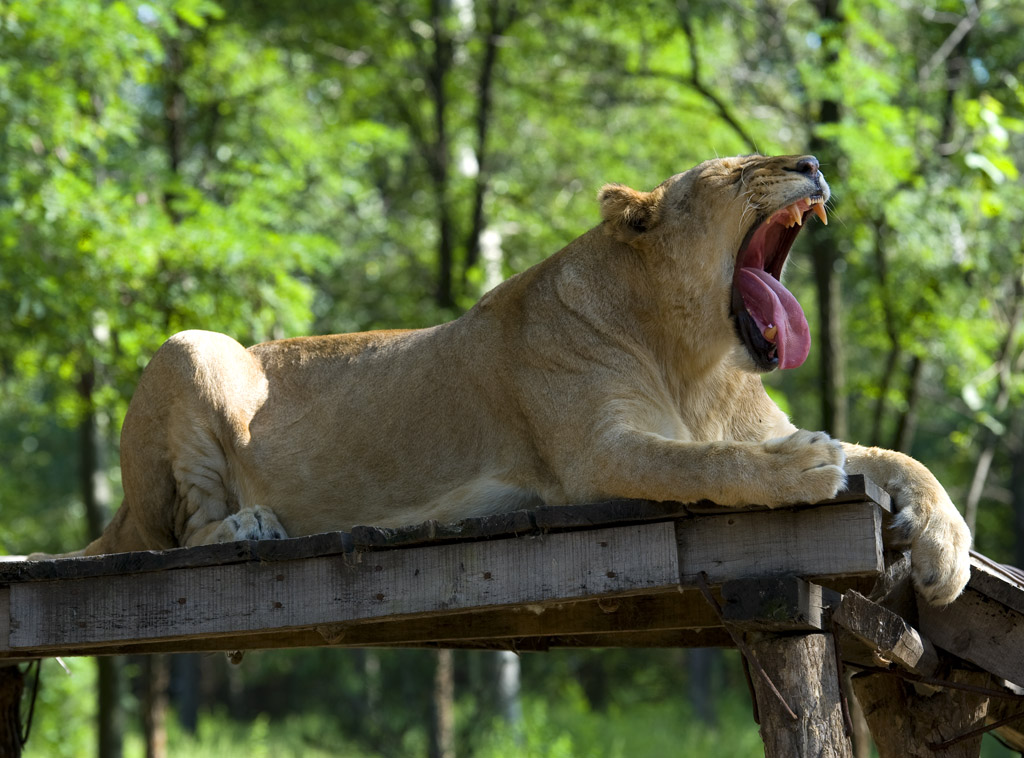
[791,204,803,226]
[764,325,778,341]
[811,203,828,225]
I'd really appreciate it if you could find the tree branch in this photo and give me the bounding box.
[675,5,759,153]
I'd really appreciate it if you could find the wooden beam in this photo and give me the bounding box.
[0,589,9,653]
[834,591,938,676]
[918,589,1024,689]
[677,501,885,585]
[5,523,681,654]
[721,576,840,632]
[2,590,722,657]
[966,553,1024,616]
[318,588,723,645]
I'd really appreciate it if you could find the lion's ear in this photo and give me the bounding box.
[599,183,662,239]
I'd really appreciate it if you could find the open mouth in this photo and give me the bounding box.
[731,196,827,371]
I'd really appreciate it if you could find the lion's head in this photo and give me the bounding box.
[598,154,829,373]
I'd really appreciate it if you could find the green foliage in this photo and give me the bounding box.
[3,0,1024,755]
[22,659,97,758]
[474,683,765,758]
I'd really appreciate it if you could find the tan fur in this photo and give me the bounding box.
[79,154,970,605]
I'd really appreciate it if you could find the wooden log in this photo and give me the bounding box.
[851,668,990,758]
[748,632,853,758]
[984,686,1024,752]
[833,590,938,676]
[0,664,24,758]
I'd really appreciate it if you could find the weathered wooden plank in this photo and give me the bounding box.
[0,621,738,659]
[0,531,356,583]
[966,553,1024,616]
[834,590,938,676]
[677,501,885,585]
[7,523,680,651]
[918,589,1024,689]
[315,588,722,646]
[721,577,839,632]
[2,476,887,584]
[356,629,735,651]
[0,589,8,653]
[484,629,735,650]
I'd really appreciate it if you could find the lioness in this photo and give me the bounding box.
[77,154,970,605]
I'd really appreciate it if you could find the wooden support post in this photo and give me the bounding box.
[748,632,853,758]
[0,664,24,758]
[851,668,990,758]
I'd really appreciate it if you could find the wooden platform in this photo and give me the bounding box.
[1,476,892,660]
[3,475,1024,756]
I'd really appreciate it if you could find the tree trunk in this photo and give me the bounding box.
[428,0,456,310]
[142,655,170,758]
[463,0,518,284]
[852,669,989,758]
[494,651,522,729]
[892,354,923,453]
[687,648,719,726]
[430,649,455,758]
[78,369,124,758]
[137,27,188,752]
[810,227,847,439]
[1010,407,1024,568]
[868,219,901,448]
[963,276,1023,534]
[170,654,200,735]
[162,24,186,224]
[748,632,853,758]
[810,0,846,440]
[0,665,25,758]
[97,658,123,758]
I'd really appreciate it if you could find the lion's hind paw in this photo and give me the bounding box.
[209,505,289,543]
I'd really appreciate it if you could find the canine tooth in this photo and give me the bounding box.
[812,203,828,225]
[764,325,778,340]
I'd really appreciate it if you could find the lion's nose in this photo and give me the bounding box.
[792,156,820,177]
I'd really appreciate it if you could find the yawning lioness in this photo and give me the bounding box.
[78,154,971,605]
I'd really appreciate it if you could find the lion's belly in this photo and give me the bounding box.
[242,471,543,534]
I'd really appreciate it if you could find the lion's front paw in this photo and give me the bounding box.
[892,494,971,606]
[761,429,847,506]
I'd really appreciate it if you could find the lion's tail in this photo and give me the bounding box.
[81,502,152,556]
[24,503,152,561]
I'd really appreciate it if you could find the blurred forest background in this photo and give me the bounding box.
[1,0,1023,756]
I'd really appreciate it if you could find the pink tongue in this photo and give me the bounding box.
[736,268,810,369]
